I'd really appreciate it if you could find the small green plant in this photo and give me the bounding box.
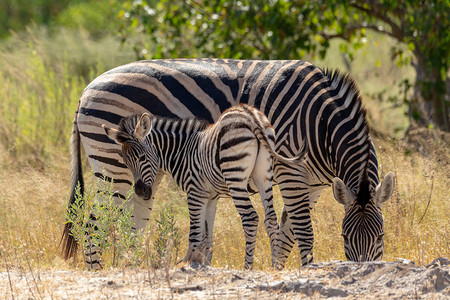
[150,205,181,269]
[65,173,143,268]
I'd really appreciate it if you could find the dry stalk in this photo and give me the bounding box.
[417,175,434,225]
[164,238,174,299]
[2,249,15,300]
[24,248,43,300]
[144,233,153,287]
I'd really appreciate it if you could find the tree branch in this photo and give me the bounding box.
[349,1,405,41]
[320,24,396,41]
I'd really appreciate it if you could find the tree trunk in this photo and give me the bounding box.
[430,88,449,131]
[409,51,449,132]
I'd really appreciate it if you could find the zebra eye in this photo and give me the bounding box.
[376,233,384,243]
[342,234,349,244]
[139,154,146,162]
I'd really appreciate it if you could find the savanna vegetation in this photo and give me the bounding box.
[0,0,448,276]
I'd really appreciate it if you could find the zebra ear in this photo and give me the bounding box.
[135,113,152,142]
[102,125,124,144]
[375,172,395,205]
[332,177,354,207]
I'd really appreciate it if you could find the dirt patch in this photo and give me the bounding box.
[1,258,448,299]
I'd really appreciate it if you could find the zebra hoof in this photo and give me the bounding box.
[86,261,103,271]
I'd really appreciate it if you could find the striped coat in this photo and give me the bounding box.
[63,59,394,269]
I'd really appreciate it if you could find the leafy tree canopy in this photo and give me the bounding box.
[119,0,449,131]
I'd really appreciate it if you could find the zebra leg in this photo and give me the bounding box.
[183,190,209,266]
[84,192,141,270]
[275,163,314,268]
[83,171,165,270]
[227,185,259,270]
[204,194,219,265]
[251,150,279,267]
[83,186,131,271]
[84,212,103,270]
[279,199,314,267]
[275,205,296,269]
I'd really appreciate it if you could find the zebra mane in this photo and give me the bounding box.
[356,138,373,208]
[118,114,210,136]
[118,114,141,136]
[324,69,373,208]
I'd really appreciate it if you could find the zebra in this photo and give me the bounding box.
[62,59,394,270]
[102,104,306,269]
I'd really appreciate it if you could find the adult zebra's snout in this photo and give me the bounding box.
[135,179,152,200]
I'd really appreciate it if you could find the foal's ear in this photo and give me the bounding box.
[135,113,152,142]
[102,124,125,144]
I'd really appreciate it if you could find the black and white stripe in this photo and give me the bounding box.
[103,104,305,269]
[62,59,394,270]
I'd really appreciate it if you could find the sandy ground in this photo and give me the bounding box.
[0,258,448,299]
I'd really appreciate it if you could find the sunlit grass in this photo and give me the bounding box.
[0,148,71,270]
[0,27,447,272]
[0,26,135,164]
[1,135,448,272]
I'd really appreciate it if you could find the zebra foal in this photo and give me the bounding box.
[103,104,305,269]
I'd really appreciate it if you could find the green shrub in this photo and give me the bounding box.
[150,205,181,269]
[65,171,184,269]
[66,174,144,268]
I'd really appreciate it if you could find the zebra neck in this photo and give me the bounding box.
[334,138,379,192]
[149,119,205,187]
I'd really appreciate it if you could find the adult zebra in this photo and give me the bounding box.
[62,59,394,270]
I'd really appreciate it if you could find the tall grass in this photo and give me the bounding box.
[0,27,447,273]
[0,45,83,163]
[0,26,135,165]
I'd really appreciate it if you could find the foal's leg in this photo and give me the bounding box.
[227,185,259,270]
[251,149,279,267]
[221,143,259,269]
[204,194,219,265]
[183,188,209,265]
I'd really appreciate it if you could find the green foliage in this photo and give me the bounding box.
[118,0,333,59]
[56,0,122,38]
[66,174,144,268]
[0,0,122,39]
[151,204,181,269]
[0,0,72,38]
[120,0,449,131]
[0,27,135,163]
[0,33,85,161]
[65,176,181,269]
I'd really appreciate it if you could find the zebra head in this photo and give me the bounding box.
[332,172,394,262]
[102,113,160,200]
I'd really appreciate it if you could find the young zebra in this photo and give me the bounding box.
[102,104,306,269]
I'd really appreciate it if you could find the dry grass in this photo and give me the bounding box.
[0,132,448,273]
[0,146,72,271]
[378,137,449,264]
[0,27,447,277]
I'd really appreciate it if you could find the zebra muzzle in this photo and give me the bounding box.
[135,179,152,200]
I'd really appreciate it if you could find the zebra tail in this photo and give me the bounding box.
[254,125,307,165]
[61,104,84,260]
